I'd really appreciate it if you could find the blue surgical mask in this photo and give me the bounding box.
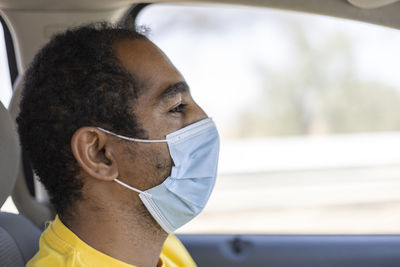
[97,118,220,233]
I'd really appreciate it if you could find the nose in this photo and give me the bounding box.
[184,101,208,127]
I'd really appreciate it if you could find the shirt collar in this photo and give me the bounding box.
[50,215,142,267]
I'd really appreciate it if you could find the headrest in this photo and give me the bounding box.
[0,101,20,207]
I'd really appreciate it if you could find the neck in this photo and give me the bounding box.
[62,199,168,267]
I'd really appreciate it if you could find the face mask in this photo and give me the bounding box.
[97,118,220,233]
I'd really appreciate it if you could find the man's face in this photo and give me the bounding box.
[111,38,207,193]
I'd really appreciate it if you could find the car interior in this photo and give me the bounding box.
[1,0,400,266]
[0,101,41,266]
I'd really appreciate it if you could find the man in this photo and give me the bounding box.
[17,23,219,267]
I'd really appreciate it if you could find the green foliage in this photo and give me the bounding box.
[231,24,400,138]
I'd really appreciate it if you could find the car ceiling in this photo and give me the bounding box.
[0,0,399,13]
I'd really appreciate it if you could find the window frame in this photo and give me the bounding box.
[0,15,18,87]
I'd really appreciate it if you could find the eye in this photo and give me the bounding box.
[169,103,187,113]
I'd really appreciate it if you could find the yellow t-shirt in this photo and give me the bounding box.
[26,216,197,267]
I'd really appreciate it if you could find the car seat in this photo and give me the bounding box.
[0,101,41,266]
[8,77,54,229]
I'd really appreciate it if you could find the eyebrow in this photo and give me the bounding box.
[157,81,190,102]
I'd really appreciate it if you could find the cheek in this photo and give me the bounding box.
[132,143,172,188]
[151,143,173,182]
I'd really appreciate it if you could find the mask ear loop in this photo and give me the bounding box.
[96,127,164,198]
[96,127,168,143]
[114,178,152,198]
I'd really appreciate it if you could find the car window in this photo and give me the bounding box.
[138,3,400,234]
[0,20,12,107]
[0,19,17,214]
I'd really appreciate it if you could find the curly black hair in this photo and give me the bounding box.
[17,22,149,218]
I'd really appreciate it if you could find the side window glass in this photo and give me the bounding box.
[0,19,17,214]
[0,20,12,107]
[138,4,400,234]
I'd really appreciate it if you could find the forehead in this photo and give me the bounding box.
[112,38,184,97]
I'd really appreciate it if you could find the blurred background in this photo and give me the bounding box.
[2,3,400,234]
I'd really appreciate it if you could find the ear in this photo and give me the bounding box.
[71,127,118,181]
